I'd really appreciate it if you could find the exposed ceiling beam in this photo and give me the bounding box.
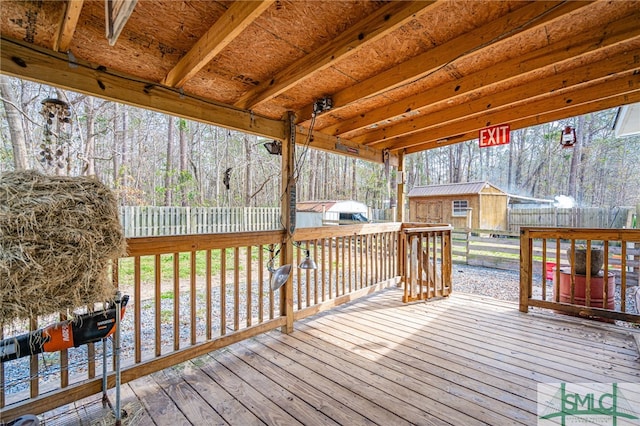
[53,0,84,52]
[295,128,391,165]
[355,44,640,145]
[324,12,640,137]
[163,1,274,88]
[1,36,285,141]
[295,0,591,123]
[234,0,436,110]
[404,90,640,154]
[378,71,640,152]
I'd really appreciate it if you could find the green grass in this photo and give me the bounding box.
[117,247,264,283]
[160,291,174,300]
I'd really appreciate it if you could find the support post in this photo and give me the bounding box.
[396,150,405,223]
[396,151,406,286]
[280,112,295,333]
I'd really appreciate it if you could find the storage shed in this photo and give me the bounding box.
[408,182,508,230]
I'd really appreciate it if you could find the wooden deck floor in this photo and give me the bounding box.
[40,289,640,425]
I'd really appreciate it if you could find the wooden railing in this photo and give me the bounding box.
[520,227,640,323]
[400,224,453,302]
[2,222,451,420]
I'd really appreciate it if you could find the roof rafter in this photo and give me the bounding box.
[53,0,84,52]
[379,71,640,152]
[355,43,640,145]
[1,36,285,141]
[295,0,592,123]
[163,1,274,88]
[234,0,437,110]
[404,90,640,154]
[324,12,640,137]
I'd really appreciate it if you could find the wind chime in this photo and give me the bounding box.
[40,97,72,171]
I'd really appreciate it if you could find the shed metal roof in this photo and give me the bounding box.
[408,181,505,197]
[296,200,368,213]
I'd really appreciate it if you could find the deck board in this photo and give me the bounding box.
[150,366,227,425]
[180,358,264,426]
[38,289,640,425]
[222,343,377,425]
[238,336,407,426]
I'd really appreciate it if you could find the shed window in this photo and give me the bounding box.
[452,200,468,216]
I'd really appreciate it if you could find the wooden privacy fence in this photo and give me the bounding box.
[1,222,451,420]
[520,227,640,323]
[508,206,635,232]
[119,206,281,236]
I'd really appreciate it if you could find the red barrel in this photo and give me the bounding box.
[558,267,615,309]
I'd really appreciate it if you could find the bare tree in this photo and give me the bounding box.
[165,115,174,205]
[567,115,585,201]
[0,75,29,170]
[178,118,188,206]
[243,135,252,207]
[81,96,97,176]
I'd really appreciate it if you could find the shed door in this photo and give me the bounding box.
[416,201,442,223]
[427,201,443,223]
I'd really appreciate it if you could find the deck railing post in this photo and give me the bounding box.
[443,229,452,294]
[519,228,532,313]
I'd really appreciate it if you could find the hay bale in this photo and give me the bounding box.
[0,170,126,320]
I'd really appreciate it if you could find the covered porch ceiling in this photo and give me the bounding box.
[1,0,639,164]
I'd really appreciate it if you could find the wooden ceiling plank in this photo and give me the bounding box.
[295,127,390,165]
[378,71,640,152]
[295,0,592,123]
[163,1,274,88]
[234,1,437,110]
[53,0,84,52]
[0,36,285,141]
[324,12,640,137]
[404,90,640,154]
[354,44,640,145]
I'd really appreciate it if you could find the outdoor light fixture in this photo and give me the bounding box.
[265,245,291,291]
[263,140,282,155]
[268,263,292,291]
[298,250,317,270]
[313,96,333,115]
[559,126,577,148]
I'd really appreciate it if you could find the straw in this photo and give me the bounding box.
[0,170,126,320]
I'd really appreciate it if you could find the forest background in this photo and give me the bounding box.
[1,75,639,211]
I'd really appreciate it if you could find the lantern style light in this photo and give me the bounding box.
[559,126,576,148]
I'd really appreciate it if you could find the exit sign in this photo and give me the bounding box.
[479,124,510,148]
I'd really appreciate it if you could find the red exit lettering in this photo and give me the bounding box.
[479,124,510,148]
